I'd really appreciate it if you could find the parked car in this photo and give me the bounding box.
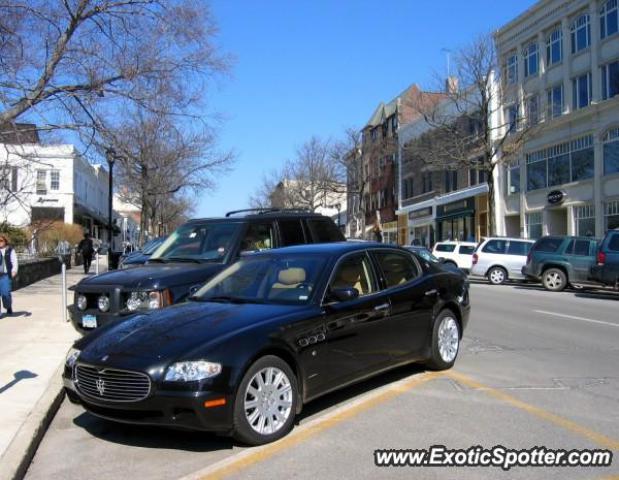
[522,235,599,292]
[431,241,478,271]
[68,209,345,333]
[63,242,470,445]
[404,245,465,276]
[589,230,619,289]
[470,237,535,285]
[118,236,167,269]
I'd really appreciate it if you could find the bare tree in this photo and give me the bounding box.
[405,34,539,236]
[0,1,229,135]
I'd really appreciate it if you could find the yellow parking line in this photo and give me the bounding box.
[180,371,440,480]
[446,370,619,451]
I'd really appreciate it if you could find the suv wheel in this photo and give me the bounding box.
[487,266,507,285]
[232,355,298,445]
[542,268,567,292]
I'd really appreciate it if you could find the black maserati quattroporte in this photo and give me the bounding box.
[63,242,470,445]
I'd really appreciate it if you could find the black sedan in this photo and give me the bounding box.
[63,242,470,445]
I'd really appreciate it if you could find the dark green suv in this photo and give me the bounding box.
[522,236,598,292]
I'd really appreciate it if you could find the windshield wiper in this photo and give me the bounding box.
[148,258,168,263]
[200,295,256,304]
[166,257,203,263]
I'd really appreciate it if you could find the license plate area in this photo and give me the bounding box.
[82,314,97,329]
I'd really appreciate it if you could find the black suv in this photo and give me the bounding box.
[69,209,345,332]
[589,230,619,289]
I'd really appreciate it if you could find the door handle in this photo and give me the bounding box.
[374,303,390,312]
[425,289,438,296]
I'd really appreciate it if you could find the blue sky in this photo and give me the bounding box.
[198,0,537,217]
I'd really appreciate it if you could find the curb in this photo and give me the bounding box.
[0,363,65,480]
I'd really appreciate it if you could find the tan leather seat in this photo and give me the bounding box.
[332,264,369,295]
[269,268,307,299]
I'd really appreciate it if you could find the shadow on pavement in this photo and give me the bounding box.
[574,291,619,301]
[0,369,38,394]
[71,363,427,451]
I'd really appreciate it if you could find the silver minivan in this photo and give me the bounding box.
[470,237,535,285]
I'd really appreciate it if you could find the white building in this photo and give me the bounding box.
[0,140,114,241]
[495,0,619,239]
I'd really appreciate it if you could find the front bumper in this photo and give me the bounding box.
[68,305,128,334]
[63,367,233,433]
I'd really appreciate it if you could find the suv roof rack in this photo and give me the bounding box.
[225,207,313,217]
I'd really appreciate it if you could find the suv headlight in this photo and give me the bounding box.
[164,361,222,382]
[65,348,81,368]
[98,294,110,312]
[76,294,87,311]
[126,290,171,311]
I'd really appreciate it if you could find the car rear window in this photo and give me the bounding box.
[458,245,476,255]
[435,244,456,252]
[506,241,531,256]
[570,239,592,256]
[608,233,619,252]
[482,239,507,254]
[306,219,344,243]
[533,237,562,253]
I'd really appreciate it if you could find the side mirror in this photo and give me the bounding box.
[328,287,359,303]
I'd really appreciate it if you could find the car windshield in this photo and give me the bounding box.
[194,254,327,305]
[142,237,165,255]
[151,222,241,262]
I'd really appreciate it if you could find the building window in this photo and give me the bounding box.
[601,60,619,99]
[422,172,432,193]
[606,200,619,229]
[505,52,518,85]
[444,170,458,193]
[50,170,60,190]
[575,204,596,237]
[526,95,539,125]
[371,128,377,142]
[572,72,592,110]
[604,127,619,175]
[571,13,591,53]
[523,42,538,78]
[546,27,563,65]
[508,160,520,194]
[526,135,594,190]
[526,212,543,239]
[36,170,47,194]
[547,84,563,118]
[391,115,397,133]
[506,104,518,133]
[600,0,619,39]
[469,158,487,186]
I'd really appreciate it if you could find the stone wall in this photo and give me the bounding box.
[13,255,72,290]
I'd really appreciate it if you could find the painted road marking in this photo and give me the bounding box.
[534,310,619,328]
[446,371,619,451]
[178,372,440,480]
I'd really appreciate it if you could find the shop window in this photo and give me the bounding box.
[526,212,543,239]
[575,204,595,237]
[606,200,619,230]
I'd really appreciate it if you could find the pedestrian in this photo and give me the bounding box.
[77,233,95,274]
[0,234,18,316]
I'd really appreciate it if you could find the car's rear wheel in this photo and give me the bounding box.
[487,266,507,285]
[542,268,567,292]
[425,309,460,371]
[232,355,297,445]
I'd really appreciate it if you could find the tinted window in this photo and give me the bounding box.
[330,255,375,297]
[459,245,476,255]
[374,251,420,288]
[239,222,275,252]
[482,240,507,254]
[278,219,305,246]
[533,237,563,253]
[152,222,240,261]
[506,241,531,256]
[307,219,344,243]
[571,239,591,256]
[435,244,456,252]
[607,233,619,252]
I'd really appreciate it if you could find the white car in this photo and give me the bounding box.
[431,241,478,270]
[470,237,535,285]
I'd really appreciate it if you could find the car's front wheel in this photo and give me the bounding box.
[425,309,461,371]
[487,266,507,285]
[542,268,567,292]
[232,355,298,445]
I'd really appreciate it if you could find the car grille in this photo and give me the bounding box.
[75,364,151,402]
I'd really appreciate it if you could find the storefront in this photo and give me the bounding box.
[408,207,434,247]
[435,198,476,242]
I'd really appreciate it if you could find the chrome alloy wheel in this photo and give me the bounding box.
[244,367,293,435]
[544,271,563,289]
[437,316,459,363]
[489,269,505,284]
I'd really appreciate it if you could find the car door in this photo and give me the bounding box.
[321,252,392,387]
[566,238,597,282]
[371,249,436,361]
[456,245,476,269]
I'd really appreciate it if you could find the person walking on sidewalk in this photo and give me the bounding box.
[77,233,95,274]
[0,234,18,316]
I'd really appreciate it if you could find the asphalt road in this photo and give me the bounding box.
[24,283,619,480]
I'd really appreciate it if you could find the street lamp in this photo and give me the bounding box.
[105,148,122,268]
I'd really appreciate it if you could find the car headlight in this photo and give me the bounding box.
[65,348,81,368]
[98,294,110,312]
[126,290,171,311]
[164,361,222,382]
[77,294,87,311]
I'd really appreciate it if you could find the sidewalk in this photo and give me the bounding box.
[0,256,107,480]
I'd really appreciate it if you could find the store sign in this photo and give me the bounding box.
[547,190,566,205]
[409,207,432,220]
